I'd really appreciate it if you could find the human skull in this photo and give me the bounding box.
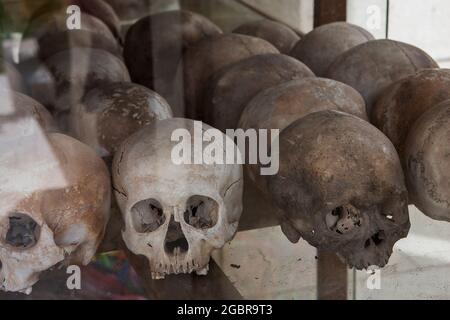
[238,77,368,194]
[45,48,130,131]
[290,22,374,77]
[233,19,300,54]
[70,82,173,163]
[25,11,121,61]
[112,118,243,278]
[326,39,438,115]
[183,34,278,120]
[404,100,450,222]
[0,131,110,293]
[202,53,314,132]
[70,0,122,42]
[372,68,450,163]
[123,10,222,116]
[267,110,410,269]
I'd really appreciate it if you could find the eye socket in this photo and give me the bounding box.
[131,199,166,233]
[5,213,41,249]
[184,196,219,229]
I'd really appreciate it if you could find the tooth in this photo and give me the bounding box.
[196,264,209,276]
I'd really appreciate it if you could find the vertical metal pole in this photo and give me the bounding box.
[314,0,349,301]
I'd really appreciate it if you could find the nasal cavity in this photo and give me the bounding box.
[164,216,189,256]
[6,213,41,249]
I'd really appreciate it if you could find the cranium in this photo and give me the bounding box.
[267,110,410,269]
[25,11,121,61]
[238,77,368,193]
[404,100,450,222]
[183,33,278,120]
[290,22,374,77]
[233,19,300,54]
[372,68,450,163]
[0,130,110,293]
[112,118,243,278]
[70,0,122,42]
[123,10,222,115]
[70,82,173,163]
[326,39,438,115]
[202,53,314,132]
[45,48,130,131]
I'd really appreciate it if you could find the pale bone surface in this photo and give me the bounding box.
[112,118,243,279]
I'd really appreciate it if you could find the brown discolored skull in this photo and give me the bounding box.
[124,10,222,116]
[290,22,374,77]
[0,132,110,293]
[233,19,300,54]
[326,39,438,115]
[267,110,410,269]
[183,34,279,120]
[44,48,130,131]
[371,68,450,163]
[70,82,173,163]
[404,100,450,222]
[239,77,368,193]
[203,53,314,132]
[70,0,122,42]
[25,12,121,61]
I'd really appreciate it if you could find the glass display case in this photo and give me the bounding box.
[0,0,450,300]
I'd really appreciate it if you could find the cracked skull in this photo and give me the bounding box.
[0,131,110,293]
[267,110,410,269]
[112,118,243,278]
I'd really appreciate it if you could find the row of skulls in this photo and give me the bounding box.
[0,0,449,295]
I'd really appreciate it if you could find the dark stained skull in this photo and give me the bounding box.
[239,77,368,193]
[404,100,450,222]
[326,39,438,115]
[233,19,300,54]
[44,48,130,131]
[124,10,222,116]
[202,53,315,132]
[183,33,279,120]
[290,22,374,77]
[371,68,450,163]
[70,82,173,162]
[267,110,410,269]
[70,0,122,42]
[25,12,121,61]
[45,48,130,113]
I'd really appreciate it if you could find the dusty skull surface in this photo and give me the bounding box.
[239,77,368,193]
[326,39,438,115]
[45,48,130,112]
[202,53,314,132]
[124,10,222,116]
[70,82,173,161]
[112,118,243,278]
[70,0,122,42]
[404,101,450,222]
[371,68,450,162]
[233,19,300,54]
[267,110,410,269]
[183,33,278,120]
[290,22,374,77]
[25,11,121,61]
[0,131,110,293]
